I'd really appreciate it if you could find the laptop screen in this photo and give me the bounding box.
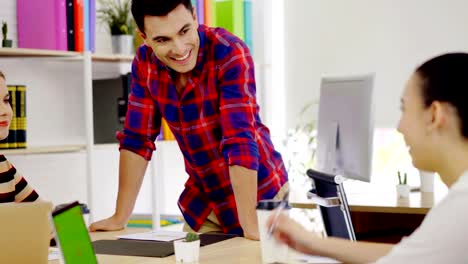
[52,201,97,264]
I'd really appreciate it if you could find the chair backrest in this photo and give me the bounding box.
[306,169,356,240]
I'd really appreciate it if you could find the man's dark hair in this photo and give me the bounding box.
[416,53,468,138]
[131,0,193,34]
[0,71,4,80]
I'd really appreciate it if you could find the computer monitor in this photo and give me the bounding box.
[315,74,375,182]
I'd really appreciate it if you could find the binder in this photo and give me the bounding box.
[196,0,205,25]
[215,0,244,40]
[17,0,68,50]
[74,0,85,51]
[7,85,17,149]
[243,0,253,52]
[66,0,76,51]
[16,85,27,149]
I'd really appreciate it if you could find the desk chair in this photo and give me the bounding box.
[306,169,356,240]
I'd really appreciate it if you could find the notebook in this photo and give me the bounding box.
[0,201,53,264]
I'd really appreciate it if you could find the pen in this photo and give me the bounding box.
[267,200,287,238]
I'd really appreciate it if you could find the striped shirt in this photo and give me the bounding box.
[118,25,288,234]
[0,155,39,202]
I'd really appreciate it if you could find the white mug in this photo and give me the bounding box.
[256,199,289,264]
[419,170,435,193]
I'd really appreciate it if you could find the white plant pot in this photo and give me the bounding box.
[396,184,410,198]
[111,35,134,55]
[174,239,200,263]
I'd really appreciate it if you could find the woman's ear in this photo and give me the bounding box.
[427,101,447,132]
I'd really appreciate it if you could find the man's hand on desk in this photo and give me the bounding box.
[89,214,127,232]
[242,220,260,240]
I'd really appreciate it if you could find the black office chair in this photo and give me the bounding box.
[306,169,356,240]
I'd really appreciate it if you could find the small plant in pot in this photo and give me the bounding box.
[174,232,200,263]
[97,0,135,55]
[2,21,13,48]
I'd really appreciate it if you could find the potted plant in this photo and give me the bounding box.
[173,232,200,263]
[396,171,410,198]
[97,0,135,55]
[2,21,13,48]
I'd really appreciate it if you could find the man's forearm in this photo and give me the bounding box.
[114,149,149,222]
[229,165,258,237]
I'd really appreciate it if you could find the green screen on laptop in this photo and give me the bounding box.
[52,201,97,264]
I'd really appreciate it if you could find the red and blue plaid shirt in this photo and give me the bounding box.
[118,25,287,234]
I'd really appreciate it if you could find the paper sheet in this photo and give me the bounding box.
[295,253,341,263]
[117,230,188,242]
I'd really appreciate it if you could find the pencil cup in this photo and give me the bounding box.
[396,184,410,198]
[256,199,289,264]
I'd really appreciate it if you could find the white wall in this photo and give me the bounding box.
[284,0,468,129]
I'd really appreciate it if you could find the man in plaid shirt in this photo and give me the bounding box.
[90,0,288,240]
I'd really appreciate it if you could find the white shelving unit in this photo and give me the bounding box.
[0,48,133,222]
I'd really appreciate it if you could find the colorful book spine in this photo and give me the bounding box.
[7,86,17,149]
[89,0,96,52]
[0,86,9,148]
[196,0,205,25]
[84,0,90,51]
[74,0,85,51]
[243,0,253,52]
[16,85,27,149]
[204,0,215,26]
[66,0,76,51]
[215,0,245,41]
[17,0,68,51]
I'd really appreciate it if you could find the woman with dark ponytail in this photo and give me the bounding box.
[267,53,468,263]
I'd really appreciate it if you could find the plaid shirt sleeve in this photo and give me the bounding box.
[117,47,161,160]
[218,41,260,171]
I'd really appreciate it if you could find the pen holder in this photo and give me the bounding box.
[396,184,410,198]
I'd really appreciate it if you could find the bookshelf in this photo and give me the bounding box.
[0,48,131,221]
[0,145,85,155]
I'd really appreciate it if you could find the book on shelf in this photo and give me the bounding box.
[88,0,96,52]
[243,0,253,52]
[73,0,85,51]
[204,0,215,26]
[16,85,27,149]
[17,0,68,51]
[215,0,245,41]
[196,0,205,25]
[66,0,76,51]
[0,85,20,150]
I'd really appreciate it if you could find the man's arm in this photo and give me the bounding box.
[89,150,148,231]
[229,165,259,240]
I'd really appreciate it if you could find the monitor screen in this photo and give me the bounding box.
[315,74,374,182]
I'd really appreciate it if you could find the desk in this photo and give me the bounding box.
[290,182,448,243]
[49,229,333,264]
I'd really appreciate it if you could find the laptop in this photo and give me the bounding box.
[0,201,53,264]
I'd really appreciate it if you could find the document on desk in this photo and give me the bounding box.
[117,230,187,242]
[296,253,341,263]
